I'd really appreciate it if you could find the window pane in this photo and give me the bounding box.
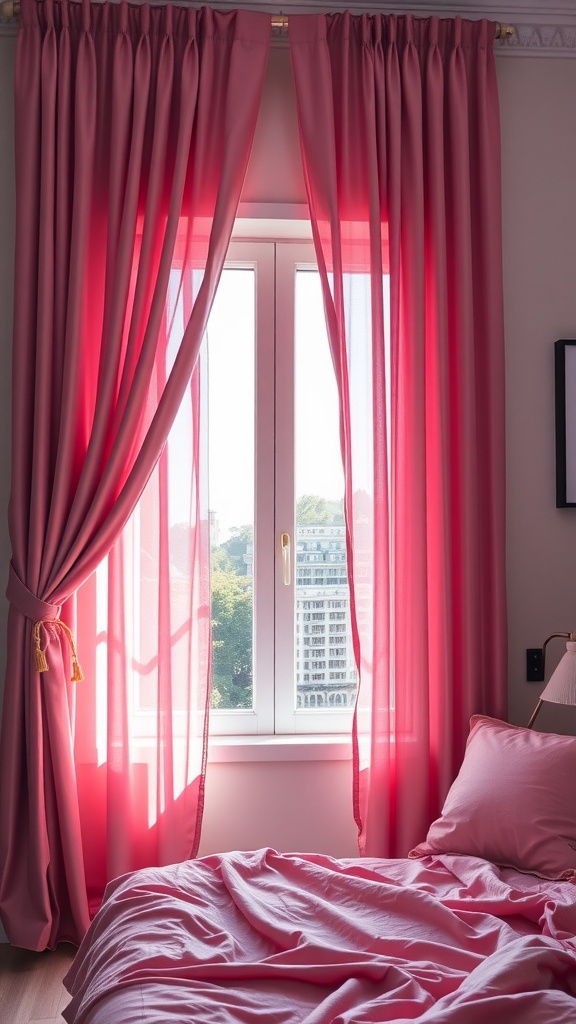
[294,271,358,713]
[205,269,255,711]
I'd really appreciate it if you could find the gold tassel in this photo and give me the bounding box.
[32,618,84,682]
[71,657,84,683]
[35,647,49,672]
[32,621,49,673]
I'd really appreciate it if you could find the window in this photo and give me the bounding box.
[205,239,358,735]
[84,235,362,740]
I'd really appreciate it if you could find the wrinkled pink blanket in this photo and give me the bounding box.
[63,848,576,1023]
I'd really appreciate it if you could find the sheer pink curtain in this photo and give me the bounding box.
[0,0,270,950]
[74,263,210,919]
[290,13,507,858]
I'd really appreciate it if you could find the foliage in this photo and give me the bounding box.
[210,561,253,709]
[296,494,344,525]
[218,524,253,575]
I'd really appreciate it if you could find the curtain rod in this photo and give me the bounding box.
[271,12,514,36]
[0,1,514,38]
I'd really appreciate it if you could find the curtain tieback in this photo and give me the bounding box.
[6,562,84,682]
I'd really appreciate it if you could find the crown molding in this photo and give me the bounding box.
[496,22,576,57]
[2,2,576,56]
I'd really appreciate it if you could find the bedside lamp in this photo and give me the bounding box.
[528,632,576,728]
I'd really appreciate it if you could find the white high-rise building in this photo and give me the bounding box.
[295,525,357,708]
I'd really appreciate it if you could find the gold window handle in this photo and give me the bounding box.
[281,532,291,586]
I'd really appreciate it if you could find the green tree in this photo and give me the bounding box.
[218,524,253,574]
[210,564,253,709]
[296,494,344,525]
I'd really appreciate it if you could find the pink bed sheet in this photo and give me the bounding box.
[63,848,576,1023]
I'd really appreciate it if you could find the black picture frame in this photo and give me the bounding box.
[555,339,576,507]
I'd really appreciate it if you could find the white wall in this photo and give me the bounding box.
[242,46,306,205]
[1,38,576,862]
[498,55,576,733]
[199,757,357,857]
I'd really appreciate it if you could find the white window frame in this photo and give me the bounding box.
[208,230,355,737]
[208,240,275,735]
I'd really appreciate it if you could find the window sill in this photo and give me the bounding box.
[207,733,353,763]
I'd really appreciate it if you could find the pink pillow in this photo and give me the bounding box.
[409,715,576,880]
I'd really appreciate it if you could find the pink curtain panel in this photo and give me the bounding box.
[289,12,507,857]
[0,0,270,950]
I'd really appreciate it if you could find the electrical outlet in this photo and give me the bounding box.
[526,648,545,682]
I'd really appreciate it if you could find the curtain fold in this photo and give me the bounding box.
[0,0,270,950]
[289,12,507,858]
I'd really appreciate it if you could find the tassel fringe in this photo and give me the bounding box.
[71,657,84,683]
[34,645,49,673]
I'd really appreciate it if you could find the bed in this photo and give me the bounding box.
[63,716,576,1023]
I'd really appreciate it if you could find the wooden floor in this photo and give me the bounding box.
[0,943,76,1024]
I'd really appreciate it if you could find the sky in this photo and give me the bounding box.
[204,267,345,542]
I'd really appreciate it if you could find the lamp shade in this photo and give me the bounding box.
[540,642,576,706]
